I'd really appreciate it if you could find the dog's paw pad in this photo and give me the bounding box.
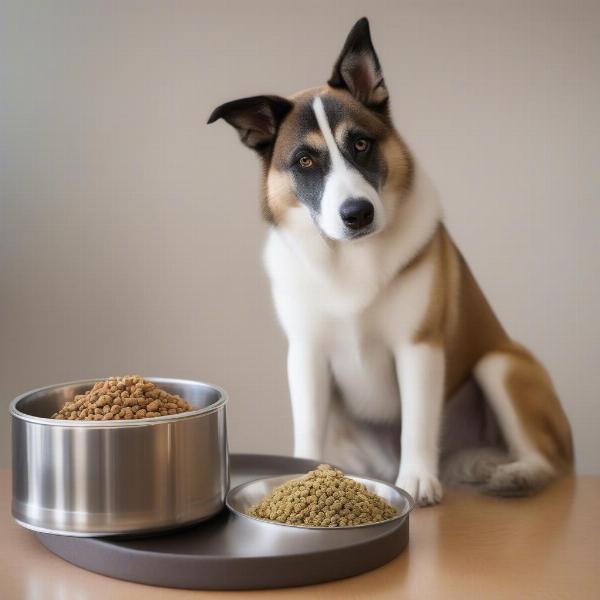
[396,471,443,506]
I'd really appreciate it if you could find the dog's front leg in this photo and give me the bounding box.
[287,342,331,460]
[395,343,444,506]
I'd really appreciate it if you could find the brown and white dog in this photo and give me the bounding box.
[208,18,573,505]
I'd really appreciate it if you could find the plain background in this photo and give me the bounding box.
[1,0,598,473]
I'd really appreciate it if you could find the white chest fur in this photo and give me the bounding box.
[328,319,400,422]
[264,166,441,425]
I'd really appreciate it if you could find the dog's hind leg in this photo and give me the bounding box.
[439,379,509,486]
[473,345,573,496]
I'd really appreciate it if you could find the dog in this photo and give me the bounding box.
[208,17,573,505]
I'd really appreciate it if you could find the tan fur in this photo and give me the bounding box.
[263,89,325,223]
[409,225,573,474]
[379,132,414,197]
[333,122,350,148]
[503,347,574,472]
[266,168,298,223]
[305,131,326,149]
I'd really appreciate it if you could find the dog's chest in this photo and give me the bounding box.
[265,226,437,423]
[325,268,435,424]
[328,323,401,423]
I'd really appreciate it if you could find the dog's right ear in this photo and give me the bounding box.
[207,95,293,153]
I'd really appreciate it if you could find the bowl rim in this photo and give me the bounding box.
[225,472,414,530]
[9,376,227,428]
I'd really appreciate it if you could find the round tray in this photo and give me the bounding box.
[34,454,411,590]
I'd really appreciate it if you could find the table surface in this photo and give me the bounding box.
[1,470,599,600]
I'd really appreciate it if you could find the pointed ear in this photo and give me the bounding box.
[328,18,389,111]
[207,95,293,152]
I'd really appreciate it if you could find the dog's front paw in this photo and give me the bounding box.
[396,470,443,507]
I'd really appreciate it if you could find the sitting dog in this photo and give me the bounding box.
[208,18,573,505]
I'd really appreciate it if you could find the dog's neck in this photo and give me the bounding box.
[272,161,443,312]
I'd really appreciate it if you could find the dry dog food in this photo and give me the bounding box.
[247,464,397,527]
[51,375,194,421]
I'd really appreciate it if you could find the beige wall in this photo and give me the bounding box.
[1,1,598,473]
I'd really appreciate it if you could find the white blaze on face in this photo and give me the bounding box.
[311,96,384,240]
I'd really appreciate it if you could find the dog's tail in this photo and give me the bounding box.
[442,445,557,496]
[441,446,507,485]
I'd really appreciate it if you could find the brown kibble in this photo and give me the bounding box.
[146,400,159,412]
[51,375,194,421]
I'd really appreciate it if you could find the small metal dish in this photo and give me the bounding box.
[226,472,413,530]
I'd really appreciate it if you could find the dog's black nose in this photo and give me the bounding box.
[340,198,374,230]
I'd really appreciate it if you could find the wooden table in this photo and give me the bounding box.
[1,470,598,599]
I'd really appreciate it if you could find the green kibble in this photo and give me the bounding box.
[247,464,396,528]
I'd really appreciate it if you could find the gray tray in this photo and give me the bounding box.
[35,454,410,590]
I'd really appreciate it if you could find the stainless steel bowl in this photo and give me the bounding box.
[226,473,413,530]
[11,377,228,537]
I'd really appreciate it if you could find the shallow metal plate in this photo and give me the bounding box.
[35,454,412,590]
[228,472,413,529]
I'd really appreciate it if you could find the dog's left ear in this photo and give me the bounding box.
[328,17,389,112]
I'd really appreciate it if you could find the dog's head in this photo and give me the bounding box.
[208,18,412,241]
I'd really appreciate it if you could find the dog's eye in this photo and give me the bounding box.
[354,138,370,152]
[298,155,314,168]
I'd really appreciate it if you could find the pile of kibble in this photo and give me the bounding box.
[247,464,397,527]
[51,375,194,421]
